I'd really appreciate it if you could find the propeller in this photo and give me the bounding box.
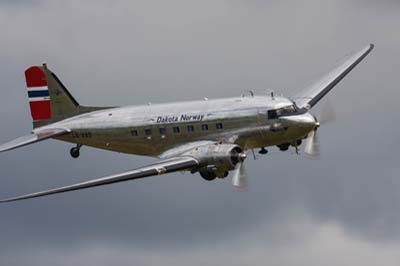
[318,98,336,125]
[232,152,248,191]
[304,127,320,159]
[304,99,336,159]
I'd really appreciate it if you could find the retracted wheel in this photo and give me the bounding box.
[200,171,217,181]
[277,143,290,151]
[259,147,268,154]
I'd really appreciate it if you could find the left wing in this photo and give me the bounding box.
[0,156,198,203]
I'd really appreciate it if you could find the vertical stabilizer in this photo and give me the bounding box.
[24,64,109,128]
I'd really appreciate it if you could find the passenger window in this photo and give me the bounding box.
[173,126,180,134]
[216,123,223,130]
[131,129,138,137]
[159,128,166,135]
[145,128,152,136]
[201,124,209,131]
[187,125,194,132]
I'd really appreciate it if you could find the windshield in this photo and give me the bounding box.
[268,104,297,119]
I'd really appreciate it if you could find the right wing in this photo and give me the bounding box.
[0,156,199,203]
[293,44,374,109]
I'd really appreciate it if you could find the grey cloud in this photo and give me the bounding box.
[4,214,400,266]
[0,0,399,265]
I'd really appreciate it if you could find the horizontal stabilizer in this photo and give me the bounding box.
[0,128,70,152]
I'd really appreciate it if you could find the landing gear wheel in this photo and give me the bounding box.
[259,147,268,155]
[200,171,217,181]
[70,147,80,158]
[291,139,302,146]
[70,144,82,159]
[277,143,290,151]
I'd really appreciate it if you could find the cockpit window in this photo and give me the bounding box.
[268,104,297,119]
[278,105,297,115]
[268,110,278,119]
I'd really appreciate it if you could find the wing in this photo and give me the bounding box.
[294,44,374,109]
[0,128,70,152]
[0,156,199,203]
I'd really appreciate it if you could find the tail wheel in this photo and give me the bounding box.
[70,147,80,158]
[70,144,82,158]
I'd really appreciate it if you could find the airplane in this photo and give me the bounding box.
[0,44,374,203]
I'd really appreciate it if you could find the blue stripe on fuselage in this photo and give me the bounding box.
[28,90,49,98]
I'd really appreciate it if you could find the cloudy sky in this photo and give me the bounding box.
[1,0,400,265]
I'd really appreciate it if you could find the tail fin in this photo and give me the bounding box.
[25,64,108,128]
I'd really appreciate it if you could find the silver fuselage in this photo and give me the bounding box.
[43,95,315,157]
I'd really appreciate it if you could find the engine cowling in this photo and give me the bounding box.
[183,143,244,179]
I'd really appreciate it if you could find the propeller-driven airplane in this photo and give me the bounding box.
[0,44,374,202]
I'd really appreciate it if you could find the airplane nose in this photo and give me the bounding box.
[280,112,318,129]
[303,113,319,127]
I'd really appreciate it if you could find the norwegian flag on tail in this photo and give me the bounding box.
[25,66,51,121]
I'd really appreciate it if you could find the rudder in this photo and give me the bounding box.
[24,64,108,128]
[25,65,52,121]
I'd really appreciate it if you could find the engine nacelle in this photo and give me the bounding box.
[183,143,244,178]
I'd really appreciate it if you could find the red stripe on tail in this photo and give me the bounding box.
[25,66,47,87]
[29,101,51,120]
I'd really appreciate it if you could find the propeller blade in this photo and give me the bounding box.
[318,99,336,125]
[304,130,320,159]
[232,161,248,191]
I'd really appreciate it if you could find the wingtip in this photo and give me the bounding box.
[0,197,16,204]
[0,194,39,203]
[360,43,374,57]
[369,43,375,50]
